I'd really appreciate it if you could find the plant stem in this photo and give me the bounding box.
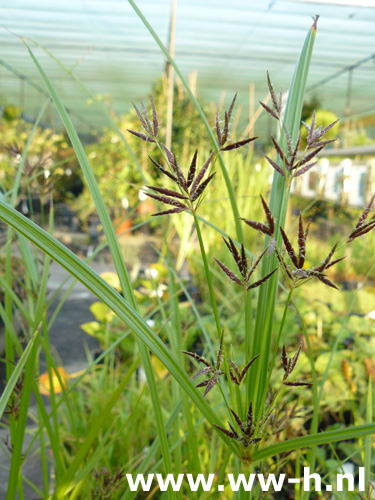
[245,289,254,410]
[293,300,319,500]
[193,212,222,341]
[258,289,293,416]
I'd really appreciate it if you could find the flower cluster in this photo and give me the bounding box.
[241,194,275,237]
[214,236,276,291]
[278,214,344,290]
[347,194,375,242]
[228,353,260,386]
[260,73,338,181]
[282,342,312,387]
[215,94,258,151]
[183,331,260,396]
[128,97,159,143]
[146,148,216,216]
[128,96,257,216]
[182,330,225,397]
[214,402,261,448]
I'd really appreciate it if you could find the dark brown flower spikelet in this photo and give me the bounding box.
[152,207,185,217]
[214,258,243,286]
[147,186,188,200]
[187,149,198,188]
[297,213,306,268]
[215,238,275,291]
[148,155,179,184]
[127,130,156,143]
[132,102,152,136]
[215,93,257,150]
[325,256,346,270]
[354,194,375,230]
[284,381,313,387]
[190,152,214,194]
[223,237,249,280]
[145,148,217,216]
[223,237,243,273]
[279,216,341,290]
[280,227,299,268]
[265,103,338,180]
[216,94,237,147]
[294,161,318,178]
[228,353,260,386]
[281,343,312,387]
[182,331,225,397]
[161,145,187,191]
[347,194,375,242]
[214,401,261,448]
[247,268,277,290]
[283,124,293,158]
[291,132,302,167]
[267,71,281,115]
[246,249,266,281]
[191,172,216,201]
[222,94,237,144]
[260,195,274,235]
[282,342,303,382]
[314,242,339,273]
[271,136,290,170]
[268,135,320,179]
[221,137,257,151]
[316,275,339,290]
[129,98,159,141]
[259,101,279,121]
[146,192,188,210]
[240,194,274,237]
[295,146,324,170]
[265,155,285,177]
[150,96,158,137]
[181,350,210,368]
[213,424,238,440]
[241,217,273,235]
[275,249,292,279]
[303,111,339,148]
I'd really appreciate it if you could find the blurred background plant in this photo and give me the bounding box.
[0,110,82,207]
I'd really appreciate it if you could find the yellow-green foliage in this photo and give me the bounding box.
[0,116,77,201]
[300,109,340,147]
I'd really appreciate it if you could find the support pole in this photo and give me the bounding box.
[344,69,353,148]
[249,83,255,148]
[166,0,177,151]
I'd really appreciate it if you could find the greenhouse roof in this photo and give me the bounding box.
[1,0,375,139]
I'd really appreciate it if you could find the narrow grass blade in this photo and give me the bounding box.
[25,37,150,186]
[251,19,318,415]
[364,377,373,487]
[52,358,139,498]
[254,424,375,462]
[0,199,238,456]
[6,326,41,500]
[24,42,133,305]
[0,328,39,420]
[25,42,177,493]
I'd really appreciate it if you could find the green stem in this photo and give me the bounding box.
[193,212,222,341]
[293,300,319,500]
[259,289,293,413]
[245,289,254,411]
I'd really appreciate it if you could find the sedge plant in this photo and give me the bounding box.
[1,10,375,500]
